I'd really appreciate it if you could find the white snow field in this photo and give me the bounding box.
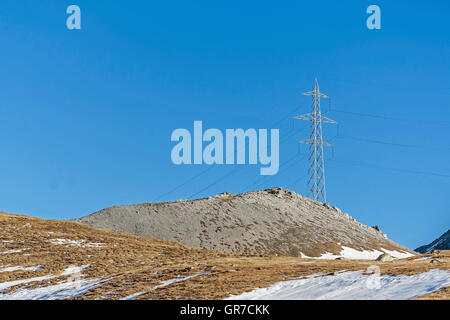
[300,246,414,260]
[226,269,450,300]
[0,265,104,300]
[0,278,103,300]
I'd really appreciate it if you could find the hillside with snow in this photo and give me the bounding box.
[0,211,449,300]
[76,187,413,259]
[416,230,450,253]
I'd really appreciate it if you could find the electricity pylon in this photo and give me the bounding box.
[294,78,337,203]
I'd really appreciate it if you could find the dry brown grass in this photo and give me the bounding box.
[0,211,448,300]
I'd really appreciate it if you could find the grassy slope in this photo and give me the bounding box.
[0,211,449,300]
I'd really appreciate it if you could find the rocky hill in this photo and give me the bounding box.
[76,187,413,258]
[416,230,450,253]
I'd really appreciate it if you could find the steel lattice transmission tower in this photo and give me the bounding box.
[294,78,337,203]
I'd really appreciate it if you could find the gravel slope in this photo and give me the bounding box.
[76,187,413,257]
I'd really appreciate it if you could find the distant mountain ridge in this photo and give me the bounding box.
[75,187,413,258]
[416,230,450,253]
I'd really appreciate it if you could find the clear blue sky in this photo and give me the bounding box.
[0,1,448,249]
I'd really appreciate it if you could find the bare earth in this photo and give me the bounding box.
[0,211,449,300]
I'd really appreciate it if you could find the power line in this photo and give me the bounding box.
[279,129,298,144]
[336,135,450,152]
[241,127,311,193]
[331,109,450,127]
[322,76,450,91]
[255,156,303,189]
[188,167,241,199]
[244,154,302,192]
[195,130,307,198]
[279,126,309,145]
[154,165,215,201]
[287,172,308,189]
[330,158,450,179]
[186,132,308,199]
[155,104,306,201]
[250,164,308,193]
[242,127,309,192]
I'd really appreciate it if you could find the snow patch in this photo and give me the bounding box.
[0,248,30,255]
[60,265,89,276]
[414,257,433,261]
[121,291,147,300]
[0,264,101,300]
[153,270,213,290]
[301,246,414,260]
[0,275,54,292]
[49,239,105,248]
[226,269,450,300]
[0,278,103,300]
[0,266,43,273]
[0,265,89,293]
[381,248,414,259]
